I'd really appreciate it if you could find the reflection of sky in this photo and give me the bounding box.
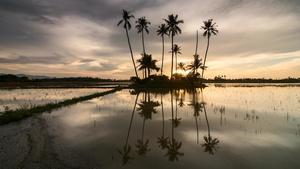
[0,88,109,112]
[44,85,300,168]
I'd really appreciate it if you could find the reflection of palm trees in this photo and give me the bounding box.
[136,92,160,157]
[157,94,169,150]
[188,89,203,144]
[201,91,220,155]
[165,92,184,162]
[117,92,140,165]
[135,118,150,157]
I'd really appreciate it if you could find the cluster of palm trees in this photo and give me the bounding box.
[118,9,218,84]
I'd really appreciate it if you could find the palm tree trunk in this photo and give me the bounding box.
[161,35,164,76]
[170,34,174,84]
[175,53,177,72]
[142,30,145,55]
[126,27,139,78]
[195,30,198,55]
[201,37,210,84]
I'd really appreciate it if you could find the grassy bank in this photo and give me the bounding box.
[0,87,122,125]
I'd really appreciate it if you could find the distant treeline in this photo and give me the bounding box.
[0,74,299,83]
[0,74,128,82]
[204,77,300,83]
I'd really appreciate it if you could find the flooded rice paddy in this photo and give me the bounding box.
[0,84,300,168]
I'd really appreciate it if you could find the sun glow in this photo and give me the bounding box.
[174,70,189,75]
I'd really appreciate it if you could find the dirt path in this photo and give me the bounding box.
[0,114,100,169]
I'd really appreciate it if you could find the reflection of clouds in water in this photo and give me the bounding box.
[0,88,109,111]
[26,86,300,168]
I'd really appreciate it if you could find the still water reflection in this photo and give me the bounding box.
[47,84,300,169]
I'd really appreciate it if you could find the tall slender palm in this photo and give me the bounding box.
[164,14,184,83]
[136,17,151,55]
[157,24,169,75]
[200,19,218,84]
[118,9,139,78]
[172,44,181,72]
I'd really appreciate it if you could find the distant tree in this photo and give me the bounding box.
[156,24,169,76]
[171,44,181,72]
[164,14,184,83]
[200,19,218,83]
[136,17,151,54]
[118,9,139,78]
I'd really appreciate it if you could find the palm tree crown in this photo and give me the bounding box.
[118,9,135,30]
[136,17,151,54]
[201,19,218,38]
[164,14,184,36]
[187,54,203,76]
[157,23,169,37]
[136,17,151,34]
[137,53,160,78]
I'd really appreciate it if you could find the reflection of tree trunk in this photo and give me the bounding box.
[142,118,146,142]
[161,94,165,137]
[203,102,210,138]
[125,93,140,146]
[175,97,178,119]
[195,114,199,144]
[171,92,174,140]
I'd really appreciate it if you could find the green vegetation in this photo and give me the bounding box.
[0,87,122,125]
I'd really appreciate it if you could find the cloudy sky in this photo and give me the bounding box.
[0,0,299,79]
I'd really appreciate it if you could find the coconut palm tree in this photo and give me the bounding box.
[164,14,184,83]
[136,17,151,54]
[187,54,203,77]
[200,19,218,84]
[137,53,160,79]
[171,44,181,72]
[156,24,169,76]
[117,9,139,78]
[177,62,186,72]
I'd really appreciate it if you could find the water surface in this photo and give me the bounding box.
[44,83,300,168]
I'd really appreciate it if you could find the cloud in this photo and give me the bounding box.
[0,0,299,78]
[0,54,68,64]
